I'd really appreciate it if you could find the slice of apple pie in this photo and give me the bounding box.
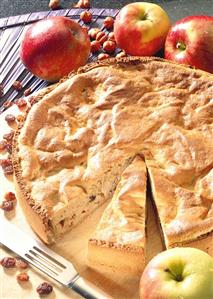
[88,155,147,274]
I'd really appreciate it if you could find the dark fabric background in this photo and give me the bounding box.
[1,0,213,20]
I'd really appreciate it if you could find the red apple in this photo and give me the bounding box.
[114,2,171,56]
[20,16,91,82]
[165,16,213,73]
[140,248,213,299]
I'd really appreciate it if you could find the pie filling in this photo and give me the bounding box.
[13,58,213,261]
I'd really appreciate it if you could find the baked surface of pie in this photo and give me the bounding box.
[88,155,147,273]
[13,57,213,257]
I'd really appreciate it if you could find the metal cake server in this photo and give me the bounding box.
[0,216,111,299]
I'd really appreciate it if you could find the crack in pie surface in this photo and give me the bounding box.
[13,57,213,257]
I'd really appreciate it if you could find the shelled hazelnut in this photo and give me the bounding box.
[49,0,60,10]
[12,81,22,91]
[80,11,92,23]
[88,28,100,40]
[96,31,107,44]
[103,17,114,30]
[74,0,90,9]
[103,40,116,54]
[98,53,110,60]
[91,40,101,53]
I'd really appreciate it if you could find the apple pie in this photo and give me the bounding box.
[13,57,213,261]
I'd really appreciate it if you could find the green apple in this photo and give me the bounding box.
[140,247,213,299]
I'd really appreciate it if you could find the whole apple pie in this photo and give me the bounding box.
[13,57,213,272]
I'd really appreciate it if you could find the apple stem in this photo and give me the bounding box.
[176,41,186,51]
[141,13,148,21]
[164,268,183,282]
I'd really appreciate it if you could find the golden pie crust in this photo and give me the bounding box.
[12,57,213,259]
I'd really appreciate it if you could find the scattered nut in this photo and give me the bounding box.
[5,114,16,124]
[36,282,53,296]
[0,257,16,268]
[0,140,7,151]
[0,158,13,175]
[28,96,36,106]
[108,32,115,42]
[0,200,14,212]
[16,258,29,269]
[88,28,100,40]
[103,40,116,54]
[74,0,90,8]
[23,88,31,97]
[15,98,27,108]
[98,53,110,60]
[16,115,25,122]
[96,31,107,44]
[49,0,60,9]
[12,81,22,91]
[17,272,30,282]
[80,11,92,23]
[91,40,101,53]
[103,17,114,30]
[4,191,16,202]
[3,131,14,142]
[5,143,12,154]
[3,101,13,108]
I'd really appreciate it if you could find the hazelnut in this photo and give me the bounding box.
[12,81,22,91]
[80,11,92,24]
[116,51,127,58]
[15,98,27,108]
[24,88,31,96]
[103,17,114,30]
[103,40,116,54]
[98,53,110,60]
[74,0,90,8]
[96,31,107,45]
[49,0,60,9]
[91,40,101,53]
[88,28,100,39]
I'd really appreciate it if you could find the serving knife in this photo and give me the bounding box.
[0,216,111,299]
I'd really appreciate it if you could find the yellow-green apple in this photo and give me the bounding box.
[20,16,90,82]
[114,2,171,56]
[140,247,213,299]
[165,16,213,73]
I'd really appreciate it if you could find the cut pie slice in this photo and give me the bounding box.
[147,163,213,256]
[87,155,147,274]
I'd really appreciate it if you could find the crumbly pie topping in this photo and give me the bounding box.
[15,58,213,245]
[90,155,146,248]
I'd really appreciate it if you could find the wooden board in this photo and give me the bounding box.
[0,103,164,299]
